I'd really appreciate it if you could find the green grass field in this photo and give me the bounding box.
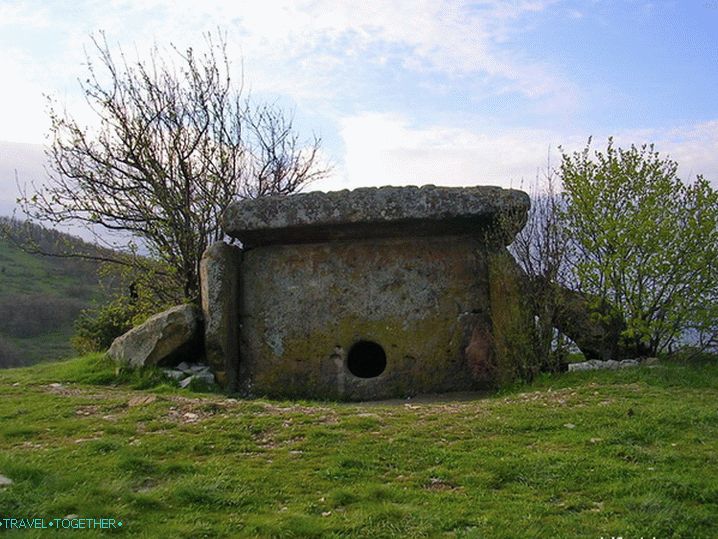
[0,228,104,367]
[1,355,717,538]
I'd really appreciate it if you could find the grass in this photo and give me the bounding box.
[0,234,104,366]
[0,355,717,537]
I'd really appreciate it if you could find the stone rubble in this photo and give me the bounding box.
[568,358,657,372]
[162,362,216,388]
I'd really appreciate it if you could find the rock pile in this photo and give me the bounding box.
[568,358,658,372]
[162,362,215,388]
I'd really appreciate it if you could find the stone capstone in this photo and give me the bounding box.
[222,185,529,247]
[108,304,201,368]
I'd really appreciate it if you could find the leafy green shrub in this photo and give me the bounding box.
[72,260,181,353]
[71,295,139,353]
[560,138,718,355]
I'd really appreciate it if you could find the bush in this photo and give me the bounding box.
[71,296,139,353]
[72,257,183,354]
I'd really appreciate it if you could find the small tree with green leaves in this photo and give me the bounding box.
[559,138,718,356]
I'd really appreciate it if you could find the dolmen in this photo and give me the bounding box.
[200,185,530,400]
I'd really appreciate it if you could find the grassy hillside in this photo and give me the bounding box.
[0,356,716,537]
[0,218,106,367]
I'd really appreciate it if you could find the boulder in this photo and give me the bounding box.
[523,275,649,361]
[108,304,202,368]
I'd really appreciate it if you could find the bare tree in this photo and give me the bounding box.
[505,161,575,371]
[19,32,329,301]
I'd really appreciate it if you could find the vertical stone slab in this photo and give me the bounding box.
[200,241,242,390]
[237,236,490,400]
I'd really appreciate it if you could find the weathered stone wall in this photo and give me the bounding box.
[238,235,493,400]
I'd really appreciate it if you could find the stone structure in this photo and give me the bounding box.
[201,185,530,400]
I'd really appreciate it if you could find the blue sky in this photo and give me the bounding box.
[1,0,717,208]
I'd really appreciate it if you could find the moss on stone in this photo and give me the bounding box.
[237,236,490,400]
[250,313,474,400]
[487,249,536,387]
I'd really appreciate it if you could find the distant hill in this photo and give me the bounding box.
[0,218,109,368]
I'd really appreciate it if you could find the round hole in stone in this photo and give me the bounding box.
[347,340,387,378]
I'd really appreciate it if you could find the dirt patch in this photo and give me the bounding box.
[424,477,461,492]
[502,388,582,407]
[75,405,100,417]
[128,395,157,407]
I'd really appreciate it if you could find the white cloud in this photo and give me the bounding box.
[610,121,718,183]
[222,0,573,103]
[0,0,577,144]
[0,3,51,28]
[2,0,715,197]
[20,1,571,98]
[0,50,51,144]
[335,112,568,190]
[332,113,718,193]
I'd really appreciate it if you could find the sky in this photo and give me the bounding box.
[1,0,718,216]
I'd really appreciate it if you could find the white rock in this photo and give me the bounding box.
[178,370,215,388]
[162,369,186,381]
[190,364,210,373]
[569,358,640,372]
[0,474,13,487]
[619,359,640,368]
[194,372,215,384]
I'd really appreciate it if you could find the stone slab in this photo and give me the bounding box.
[200,242,242,390]
[222,185,529,247]
[237,235,493,400]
